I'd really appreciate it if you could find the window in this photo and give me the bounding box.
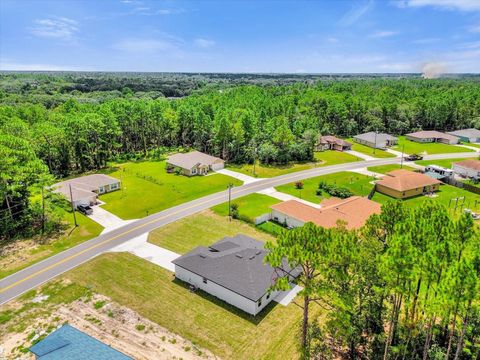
[192,167,197,174]
[258,299,262,307]
[99,186,104,193]
[266,294,270,300]
[203,277,208,284]
[110,183,118,190]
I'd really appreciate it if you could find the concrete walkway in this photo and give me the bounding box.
[274,284,303,306]
[110,233,179,272]
[345,150,376,161]
[386,148,405,157]
[215,169,263,184]
[456,144,480,152]
[257,187,321,208]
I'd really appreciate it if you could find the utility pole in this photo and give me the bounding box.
[373,130,378,155]
[41,186,45,235]
[253,146,258,177]
[400,144,405,169]
[69,183,78,227]
[228,183,233,221]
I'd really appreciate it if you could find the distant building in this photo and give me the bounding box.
[405,131,459,145]
[353,132,398,149]
[51,174,120,209]
[166,151,224,176]
[447,129,480,143]
[453,159,480,180]
[316,135,352,152]
[376,169,442,199]
[270,196,381,229]
[173,235,298,316]
[29,324,132,360]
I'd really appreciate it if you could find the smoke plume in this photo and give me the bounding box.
[421,62,448,79]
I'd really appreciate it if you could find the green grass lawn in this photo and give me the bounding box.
[99,161,241,219]
[211,193,280,222]
[0,207,103,279]
[65,252,310,359]
[226,150,360,178]
[415,157,477,169]
[392,136,474,155]
[367,164,416,174]
[462,142,480,149]
[148,210,274,254]
[346,139,396,158]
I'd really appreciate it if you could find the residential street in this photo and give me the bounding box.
[0,151,477,305]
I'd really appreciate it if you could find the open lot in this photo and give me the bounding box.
[211,193,280,222]
[62,252,310,359]
[226,150,359,178]
[367,164,416,174]
[100,161,241,219]
[148,210,274,254]
[346,139,396,158]
[392,136,474,155]
[0,208,103,279]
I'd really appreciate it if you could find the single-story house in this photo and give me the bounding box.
[375,169,442,199]
[452,159,480,180]
[353,132,398,149]
[447,129,480,143]
[51,174,120,209]
[424,165,454,180]
[316,135,352,152]
[405,130,459,145]
[172,234,298,316]
[29,324,132,360]
[166,151,224,176]
[270,196,381,230]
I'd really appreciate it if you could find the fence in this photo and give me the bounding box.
[444,178,480,195]
[254,213,272,225]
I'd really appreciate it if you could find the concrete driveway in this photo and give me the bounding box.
[215,168,263,184]
[345,150,376,161]
[89,205,136,234]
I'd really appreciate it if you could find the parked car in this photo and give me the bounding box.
[77,204,93,215]
[404,154,423,161]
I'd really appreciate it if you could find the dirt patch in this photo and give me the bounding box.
[1,293,215,360]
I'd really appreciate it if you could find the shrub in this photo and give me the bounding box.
[294,181,304,190]
[135,324,146,331]
[317,181,353,199]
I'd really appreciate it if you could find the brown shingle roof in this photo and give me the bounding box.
[271,196,381,229]
[319,135,352,147]
[376,169,441,192]
[406,130,458,141]
[453,159,480,171]
[167,151,224,170]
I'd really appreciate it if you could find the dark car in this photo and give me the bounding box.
[404,154,423,161]
[77,204,93,215]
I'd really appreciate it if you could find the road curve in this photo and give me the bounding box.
[1,152,477,305]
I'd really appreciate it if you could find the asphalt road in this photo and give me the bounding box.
[1,152,477,305]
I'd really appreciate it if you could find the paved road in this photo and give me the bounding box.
[1,152,477,305]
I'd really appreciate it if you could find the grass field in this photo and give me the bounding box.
[65,252,311,359]
[211,193,280,222]
[0,207,103,279]
[392,136,474,155]
[100,161,241,219]
[226,150,359,178]
[346,139,396,158]
[148,210,274,254]
[367,164,416,174]
[415,157,475,169]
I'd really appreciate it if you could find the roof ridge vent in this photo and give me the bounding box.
[199,254,206,258]
[236,254,243,259]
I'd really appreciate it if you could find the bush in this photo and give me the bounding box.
[317,181,353,199]
[295,181,304,190]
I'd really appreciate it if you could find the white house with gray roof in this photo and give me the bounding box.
[166,151,224,176]
[447,129,480,143]
[172,235,298,315]
[353,132,398,149]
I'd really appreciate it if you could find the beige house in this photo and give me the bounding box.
[353,132,398,149]
[405,131,459,145]
[166,151,225,176]
[51,174,121,209]
[375,169,441,199]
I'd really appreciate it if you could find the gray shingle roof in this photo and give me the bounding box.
[167,151,224,170]
[354,132,397,143]
[51,174,119,202]
[447,128,480,138]
[172,235,291,301]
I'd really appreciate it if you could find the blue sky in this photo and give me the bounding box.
[1,0,479,73]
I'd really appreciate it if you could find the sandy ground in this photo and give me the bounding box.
[1,293,215,360]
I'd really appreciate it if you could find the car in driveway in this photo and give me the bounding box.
[404,154,423,161]
[77,204,93,215]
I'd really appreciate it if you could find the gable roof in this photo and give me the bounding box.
[172,234,291,301]
[353,132,397,143]
[319,135,352,147]
[453,159,480,171]
[51,174,119,202]
[447,128,480,138]
[271,196,381,229]
[167,151,224,170]
[376,169,441,192]
[406,130,458,141]
[29,324,132,360]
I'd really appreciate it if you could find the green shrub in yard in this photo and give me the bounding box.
[316,181,353,199]
[94,300,106,309]
[136,324,146,331]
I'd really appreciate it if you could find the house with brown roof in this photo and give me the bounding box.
[270,196,381,230]
[453,159,480,180]
[316,135,352,152]
[166,151,225,176]
[405,130,459,145]
[51,174,121,209]
[375,169,442,199]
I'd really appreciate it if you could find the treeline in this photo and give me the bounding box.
[266,201,480,359]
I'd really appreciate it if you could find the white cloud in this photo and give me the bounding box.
[379,62,416,71]
[0,61,85,71]
[468,23,480,32]
[194,38,216,48]
[327,37,339,43]
[369,30,398,38]
[339,0,374,26]
[112,38,181,53]
[29,17,79,40]
[412,37,441,44]
[395,0,480,11]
